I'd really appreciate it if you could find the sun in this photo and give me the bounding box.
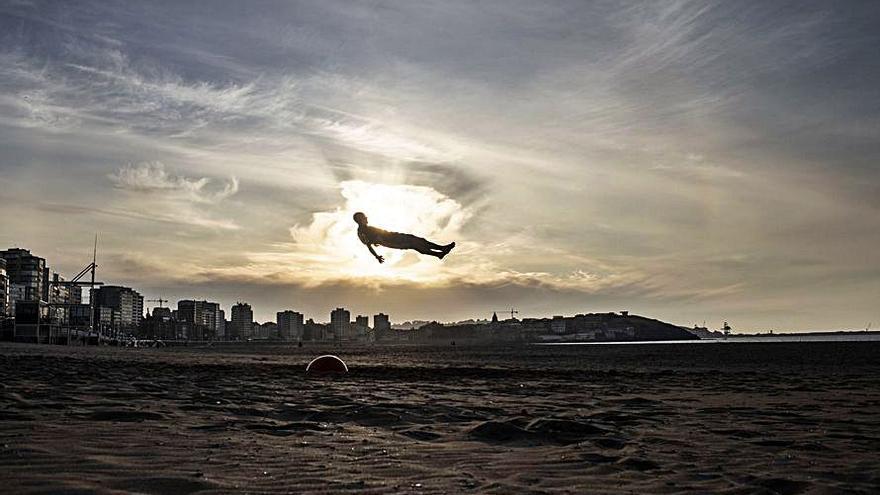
[287,180,470,283]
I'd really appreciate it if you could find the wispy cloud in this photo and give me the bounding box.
[109,161,239,205]
[1,43,457,166]
[35,200,240,231]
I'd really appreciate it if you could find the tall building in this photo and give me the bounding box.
[95,305,114,334]
[47,272,79,324]
[373,313,391,341]
[231,302,253,340]
[277,310,304,341]
[139,306,174,340]
[373,313,390,331]
[330,307,350,340]
[257,321,278,339]
[91,285,144,335]
[1,248,47,315]
[153,306,172,319]
[304,318,327,341]
[353,315,370,341]
[177,300,223,340]
[0,258,7,317]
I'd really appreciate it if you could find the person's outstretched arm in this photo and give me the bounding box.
[367,244,384,263]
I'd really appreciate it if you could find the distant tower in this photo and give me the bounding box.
[177,300,222,340]
[373,313,390,331]
[331,307,351,340]
[277,310,304,341]
[722,321,731,339]
[231,302,253,340]
[1,248,47,314]
[491,312,499,324]
[91,285,144,336]
[353,315,369,340]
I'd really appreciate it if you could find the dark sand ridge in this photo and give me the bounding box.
[1,342,878,494]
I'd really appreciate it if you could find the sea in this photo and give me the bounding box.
[539,333,880,345]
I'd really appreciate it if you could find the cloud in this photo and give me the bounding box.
[34,199,239,231]
[284,179,472,285]
[100,162,240,230]
[2,1,880,330]
[310,115,455,163]
[109,161,239,204]
[649,153,745,181]
[1,39,459,166]
[182,179,647,296]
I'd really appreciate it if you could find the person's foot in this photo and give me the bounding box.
[438,242,455,259]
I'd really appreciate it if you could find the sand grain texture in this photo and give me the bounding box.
[1,341,878,494]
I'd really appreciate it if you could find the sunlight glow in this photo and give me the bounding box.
[287,180,470,284]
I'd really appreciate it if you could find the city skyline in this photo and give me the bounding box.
[2,2,880,331]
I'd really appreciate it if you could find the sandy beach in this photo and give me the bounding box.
[1,341,878,494]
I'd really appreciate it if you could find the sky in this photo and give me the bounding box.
[1,1,878,331]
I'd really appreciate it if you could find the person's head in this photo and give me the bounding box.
[353,212,368,226]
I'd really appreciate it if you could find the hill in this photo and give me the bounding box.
[379,312,698,344]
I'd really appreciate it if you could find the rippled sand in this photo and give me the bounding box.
[1,341,878,494]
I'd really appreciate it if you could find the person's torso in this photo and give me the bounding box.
[358,225,396,245]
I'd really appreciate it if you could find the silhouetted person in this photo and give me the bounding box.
[354,212,455,263]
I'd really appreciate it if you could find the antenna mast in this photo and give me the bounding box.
[88,234,98,337]
[92,234,97,287]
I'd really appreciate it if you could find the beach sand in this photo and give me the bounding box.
[1,341,878,494]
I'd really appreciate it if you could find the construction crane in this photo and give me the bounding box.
[47,234,103,343]
[147,298,169,308]
[493,308,519,320]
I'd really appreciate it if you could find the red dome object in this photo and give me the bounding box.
[306,355,349,375]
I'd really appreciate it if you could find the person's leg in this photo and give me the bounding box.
[425,239,447,251]
[414,247,443,258]
[419,242,445,258]
[428,239,456,255]
[405,236,444,257]
[393,234,452,258]
[423,237,457,254]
